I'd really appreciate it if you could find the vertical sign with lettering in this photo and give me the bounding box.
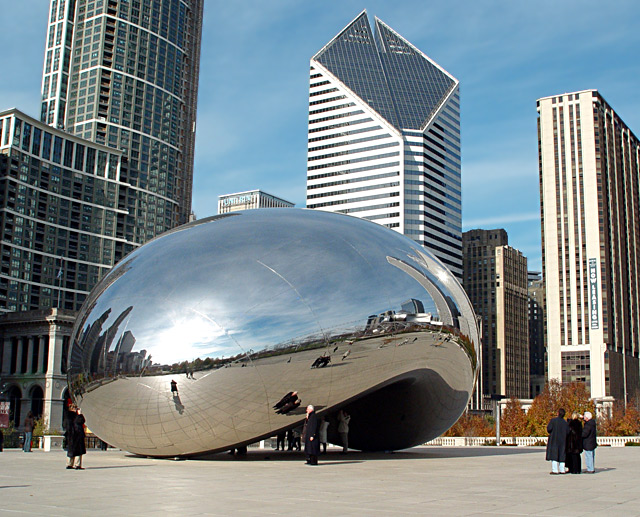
[589,258,599,329]
[0,401,9,428]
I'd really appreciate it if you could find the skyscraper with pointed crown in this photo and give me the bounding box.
[306,11,462,277]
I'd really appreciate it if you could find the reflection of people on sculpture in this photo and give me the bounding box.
[338,409,350,454]
[341,350,351,361]
[303,405,320,465]
[173,394,185,414]
[311,355,331,368]
[273,391,298,410]
[170,379,179,396]
[276,398,300,415]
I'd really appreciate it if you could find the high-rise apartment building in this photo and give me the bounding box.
[463,229,529,404]
[538,90,640,402]
[41,0,203,254]
[0,109,124,312]
[528,271,545,398]
[306,11,462,278]
[218,190,294,214]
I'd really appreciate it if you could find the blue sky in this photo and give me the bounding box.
[1,1,639,272]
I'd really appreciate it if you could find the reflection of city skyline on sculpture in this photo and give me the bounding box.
[68,209,479,457]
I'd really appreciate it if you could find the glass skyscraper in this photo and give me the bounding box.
[306,10,462,277]
[41,0,203,253]
[0,0,203,312]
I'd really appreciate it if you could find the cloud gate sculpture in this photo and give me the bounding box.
[68,209,479,457]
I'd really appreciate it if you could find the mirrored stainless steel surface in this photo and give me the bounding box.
[68,209,479,457]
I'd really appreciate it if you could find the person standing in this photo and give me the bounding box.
[582,411,597,474]
[302,405,320,465]
[546,408,569,475]
[319,416,329,454]
[23,411,35,452]
[565,412,583,474]
[66,408,87,470]
[338,409,351,454]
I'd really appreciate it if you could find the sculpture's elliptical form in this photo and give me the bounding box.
[68,209,479,457]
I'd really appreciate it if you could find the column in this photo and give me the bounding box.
[1,337,12,374]
[15,338,24,374]
[38,336,47,374]
[47,327,64,376]
[26,336,35,374]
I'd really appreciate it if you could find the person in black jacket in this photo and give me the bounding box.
[302,405,320,465]
[582,411,597,473]
[565,412,583,474]
[66,409,87,470]
[546,408,570,475]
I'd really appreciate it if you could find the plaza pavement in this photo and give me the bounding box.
[1,445,639,516]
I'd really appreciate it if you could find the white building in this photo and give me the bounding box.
[218,190,294,214]
[538,90,640,403]
[305,10,462,278]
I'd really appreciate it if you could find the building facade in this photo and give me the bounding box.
[538,90,640,402]
[218,190,294,214]
[528,271,545,398]
[0,109,126,312]
[41,0,203,251]
[306,11,462,278]
[0,309,75,430]
[463,229,529,404]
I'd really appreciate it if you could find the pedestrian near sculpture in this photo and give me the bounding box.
[565,412,583,474]
[303,405,320,465]
[66,408,87,470]
[338,409,350,454]
[23,411,35,452]
[319,415,329,454]
[582,411,597,473]
[546,408,569,475]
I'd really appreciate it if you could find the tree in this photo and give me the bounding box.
[600,402,640,436]
[444,412,494,437]
[526,380,595,436]
[501,398,528,437]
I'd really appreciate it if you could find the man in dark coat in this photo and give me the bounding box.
[546,408,569,475]
[302,405,320,465]
[66,409,87,470]
[582,411,597,473]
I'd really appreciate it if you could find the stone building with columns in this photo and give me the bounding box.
[0,309,76,432]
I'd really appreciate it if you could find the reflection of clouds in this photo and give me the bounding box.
[73,210,457,367]
[144,309,233,364]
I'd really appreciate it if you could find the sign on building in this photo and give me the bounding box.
[589,258,599,330]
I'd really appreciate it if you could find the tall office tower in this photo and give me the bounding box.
[538,90,640,403]
[306,11,462,278]
[218,190,294,214]
[463,229,529,404]
[528,271,545,398]
[40,0,203,259]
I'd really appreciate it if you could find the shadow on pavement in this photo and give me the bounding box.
[136,446,544,463]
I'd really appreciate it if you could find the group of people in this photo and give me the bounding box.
[300,407,351,465]
[546,409,597,475]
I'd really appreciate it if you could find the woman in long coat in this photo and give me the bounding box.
[546,408,569,474]
[303,405,320,465]
[66,409,87,470]
[565,412,583,474]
